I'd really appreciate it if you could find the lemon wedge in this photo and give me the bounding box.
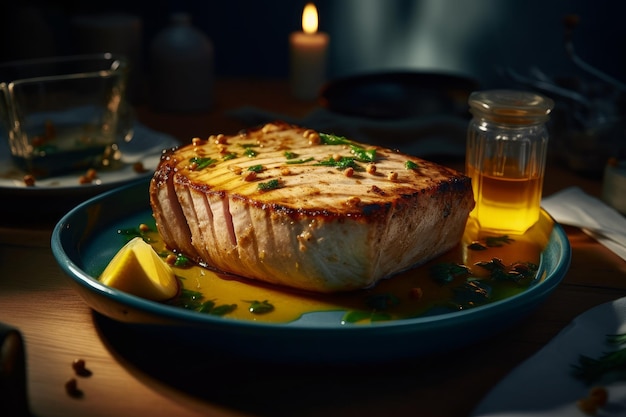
[100,237,179,301]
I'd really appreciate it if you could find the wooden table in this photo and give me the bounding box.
[1,78,625,417]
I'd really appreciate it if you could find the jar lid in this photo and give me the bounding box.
[469,89,554,124]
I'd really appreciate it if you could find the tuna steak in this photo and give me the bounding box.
[150,122,474,293]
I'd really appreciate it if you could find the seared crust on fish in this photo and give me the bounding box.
[150,122,474,293]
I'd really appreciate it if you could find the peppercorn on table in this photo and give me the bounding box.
[1,78,625,417]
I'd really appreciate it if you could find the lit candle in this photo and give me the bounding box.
[289,3,329,101]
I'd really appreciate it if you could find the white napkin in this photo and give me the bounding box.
[228,106,468,158]
[542,186,626,261]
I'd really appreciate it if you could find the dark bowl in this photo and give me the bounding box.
[319,70,479,120]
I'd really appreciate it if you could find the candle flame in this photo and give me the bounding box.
[302,3,318,34]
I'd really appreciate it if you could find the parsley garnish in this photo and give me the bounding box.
[258,179,281,191]
[247,164,264,173]
[468,242,488,251]
[572,333,626,384]
[286,157,315,165]
[430,262,471,284]
[316,156,360,170]
[350,145,376,162]
[319,132,376,162]
[190,157,217,170]
[243,148,258,157]
[246,300,275,314]
[475,258,537,282]
[173,253,191,267]
[405,160,419,170]
[451,280,491,309]
[240,143,259,157]
[341,310,392,324]
[169,290,237,316]
[319,132,351,146]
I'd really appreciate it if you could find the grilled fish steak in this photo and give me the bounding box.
[150,122,474,293]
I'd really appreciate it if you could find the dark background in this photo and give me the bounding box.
[1,0,624,90]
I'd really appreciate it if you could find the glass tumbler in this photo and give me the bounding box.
[0,54,132,178]
[465,90,554,234]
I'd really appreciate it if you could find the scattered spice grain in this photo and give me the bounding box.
[72,358,92,377]
[165,254,178,265]
[23,175,36,187]
[133,162,147,173]
[65,378,83,398]
[577,385,608,416]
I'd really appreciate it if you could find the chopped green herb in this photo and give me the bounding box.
[197,300,237,316]
[475,258,537,282]
[370,312,393,322]
[284,151,297,159]
[468,241,487,251]
[430,262,471,284]
[405,160,419,170]
[341,310,392,324]
[174,253,191,267]
[342,310,372,324]
[190,157,217,170]
[223,152,237,160]
[319,132,351,146]
[168,290,237,316]
[315,156,360,170]
[210,304,238,316]
[350,145,376,162]
[319,132,376,162]
[286,157,315,165]
[258,179,281,191]
[197,300,216,313]
[247,300,275,314]
[508,262,539,282]
[168,289,204,310]
[451,280,491,309]
[572,333,626,384]
[247,164,264,173]
[475,257,506,272]
[608,333,626,345]
[243,148,258,158]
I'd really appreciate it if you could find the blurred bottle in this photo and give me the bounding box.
[150,12,214,113]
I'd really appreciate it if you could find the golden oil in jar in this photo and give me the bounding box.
[465,90,554,234]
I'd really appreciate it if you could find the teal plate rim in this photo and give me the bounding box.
[51,179,572,363]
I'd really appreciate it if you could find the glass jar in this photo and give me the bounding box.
[465,90,554,234]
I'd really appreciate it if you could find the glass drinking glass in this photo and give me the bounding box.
[0,53,132,178]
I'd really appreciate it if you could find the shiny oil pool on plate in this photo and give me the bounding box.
[53,179,570,362]
[82,208,552,325]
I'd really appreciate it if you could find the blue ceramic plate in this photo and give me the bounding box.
[51,180,571,363]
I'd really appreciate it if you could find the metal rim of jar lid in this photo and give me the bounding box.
[469,89,555,124]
